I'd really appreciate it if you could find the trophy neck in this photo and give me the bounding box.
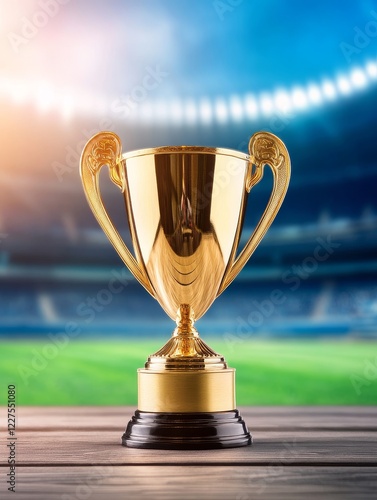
[144,304,227,371]
[174,303,197,336]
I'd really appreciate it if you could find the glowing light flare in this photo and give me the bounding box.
[10,81,29,104]
[184,99,198,125]
[321,80,337,100]
[260,93,274,116]
[79,92,100,116]
[244,94,258,119]
[169,98,184,124]
[59,93,75,122]
[366,61,377,79]
[306,84,322,105]
[153,100,169,124]
[291,87,308,110]
[350,68,367,88]
[337,75,352,95]
[214,98,228,124]
[139,102,153,123]
[35,82,56,113]
[229,95,243,122]
[0,58,377,127]
[0,76,9,94]
[274,90,292,113]
[198,98,213,125]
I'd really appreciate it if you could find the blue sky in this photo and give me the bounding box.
[71,0,377,96]
[3,0,377,99]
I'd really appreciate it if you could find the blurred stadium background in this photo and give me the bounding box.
[0,0,376,403]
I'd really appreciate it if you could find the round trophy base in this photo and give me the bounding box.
[122,410,252,450]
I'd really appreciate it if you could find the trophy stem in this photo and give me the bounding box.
[145,303,227,369]
[175,303,197,335]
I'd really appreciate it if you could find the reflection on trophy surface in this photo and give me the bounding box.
[80,130,290,449]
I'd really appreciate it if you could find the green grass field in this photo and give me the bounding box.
[0,339,376,405]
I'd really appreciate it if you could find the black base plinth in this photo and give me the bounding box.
[122,410,252,449]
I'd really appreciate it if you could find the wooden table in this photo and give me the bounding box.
[1,407,376,499]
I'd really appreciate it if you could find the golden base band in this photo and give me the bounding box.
[138,368,235,413]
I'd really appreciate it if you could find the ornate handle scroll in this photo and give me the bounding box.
[80,131,154,296]
[218,131,291,295]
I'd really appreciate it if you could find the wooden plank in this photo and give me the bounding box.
[2,406,376,431]
[7,466,377,500]
[1,430,376,465]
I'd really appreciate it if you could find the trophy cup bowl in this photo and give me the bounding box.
[80,130,290,449]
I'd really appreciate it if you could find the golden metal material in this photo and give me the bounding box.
[120,145,249,321]
[80,130,290,414]
[218,132,290,294]
[146,304,227,371]
[80,132,154,295]
[138,368,235,413]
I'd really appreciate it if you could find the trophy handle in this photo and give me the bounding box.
[218,131,291,295]
[80,131,154,296]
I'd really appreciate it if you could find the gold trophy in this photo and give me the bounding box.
[80,130,290,449]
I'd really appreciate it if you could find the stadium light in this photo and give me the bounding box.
[260,93,274,116]
[337,75,352,95]
[244,94,258,120]
[184,98,198,125]
[199,98,213,125]
[291,87,308,110]
[366,61,377,79]
[229,95,244,122]
[274,89,292,113]
[306,84,322,106]
[214,97,228,124]
[170,98,184,125]
[321,79,337,101]
[0,59,376,126]
[350,68,367,89]
[154,99,169,125]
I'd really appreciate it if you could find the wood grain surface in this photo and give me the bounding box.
[1,407,376,499]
